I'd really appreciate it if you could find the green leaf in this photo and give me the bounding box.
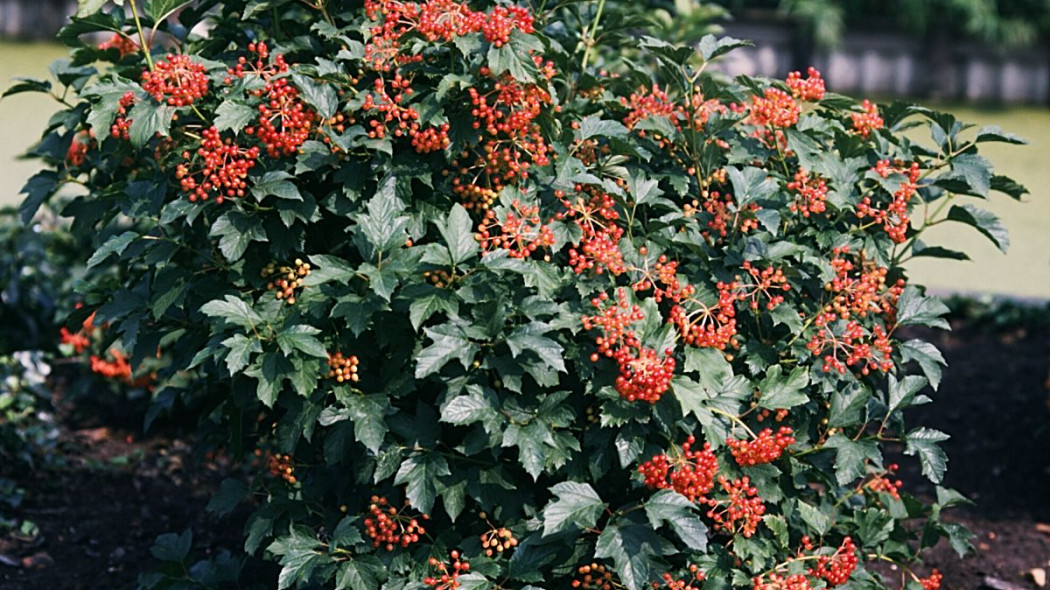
[455,573,491,590]
[394,453,450,513]
[905,428,950,484]
[268,525,323,590]
[438,204,479,265]
[946,204,1010,253]
[939,521,974,557]
[485,31,538,82]
[542,481,605,536]
[128,100,175,146]
[825,434,880,486]
[796,500,829,535]
[991,174,1029,200]
[506,323,566,373]
[900,339,947,390]
[305,254,356,285]
[336,558,383,590]
[594,522,668,590]
[578,116,629,140]
[887,374,928,414]
[626,171,662,206]
[146,0,192,22]
[416,323,478,378]
[948,154,992,197]
[151,529,193,562]
[18,171,59,224]
[87,231,138,268]
[441,392,497,426]
[206,478,250,516]
[211,211,266,260]
[697,34,751,61]
[214,100,257,133]
[644,490,709,551]
[252,171,303,201]
[408,288,459,330]
[76,0,109,18]
[727,166,778,205]
[276,325,328,358]
[221,334,261,373]
[356,176,408,255]
[974,125,1027,145]
[757,366,809,410]
[896,286,950,330]
[2,77,51,98]
[292,73,338,119]
[202,295,262,329]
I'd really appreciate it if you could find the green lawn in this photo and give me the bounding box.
[1,42,1047,298]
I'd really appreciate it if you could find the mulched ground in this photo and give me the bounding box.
[0,319,1047,589]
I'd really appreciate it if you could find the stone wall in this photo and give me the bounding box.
[718,20,1050,105]
[2,6,1048,104]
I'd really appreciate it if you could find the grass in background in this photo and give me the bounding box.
[0,43,68,207]
[0,42,1046,297]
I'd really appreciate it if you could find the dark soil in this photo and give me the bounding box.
[891,321,1050,590]
[0,424,250,589]
[1,319,1048,589]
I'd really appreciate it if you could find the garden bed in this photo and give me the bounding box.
[1,318,1047,590]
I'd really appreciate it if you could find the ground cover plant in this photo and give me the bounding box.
[5,0,1031,587]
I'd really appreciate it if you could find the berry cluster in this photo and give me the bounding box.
[750,88,800,128]
[476,200,555,259]
[734,262,790,311]
[364,496,428,551]
[786,67,826,101]
[706,476,766,538]
[858,160,920,243]
[700,190,761,239]
[787,169,828,217]
[851,100,884,138]
[478,521,517,557]
[655,569,704,590]
[363,0,534,69]
[175,126,260,203]
[250,76,316,157]
[482,5,534,46]
[807,537,858,586]
[96,33,138,57]
[424,550,470,590]
[755,571,810,587]
[89,349,134,382]
[572,563,616,590]
[66,131,93,167]
[630,251,693,303]
[110,92,136,140]
[450,69,554,210]
[668,282,738,350]
[423,268,454,288]
[561,186,626,276]
[862,463,903,500]
[638,435,719,502]
[266,452,297,484]
[753,572,813,590]
[141,54,210,107]
[919,570,943,590]
[807,247,904,374]
[225,42,288,81]
[60,309,98,354]
[261,258,311,303]
[621,84,680,131]
[583,289,675,402]
[727,426,795,466]
[326,352,360,383]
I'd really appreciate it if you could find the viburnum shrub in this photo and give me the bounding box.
[8,0,1030,587]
